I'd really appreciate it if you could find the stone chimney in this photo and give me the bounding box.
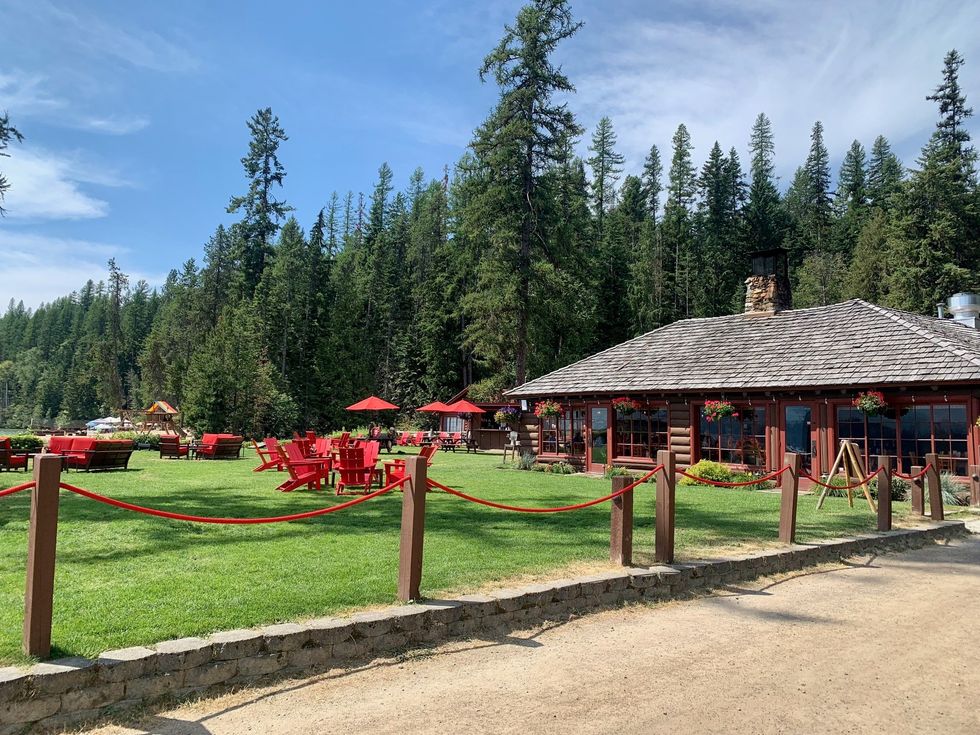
[744,248,792,314]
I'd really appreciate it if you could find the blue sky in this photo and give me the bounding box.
[1,0,979,307]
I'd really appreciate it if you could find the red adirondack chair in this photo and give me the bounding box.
[336,432,351,448]
[335,446,381,495]
[396,431,412,446]
[314,436,331,457]
[253,438,283,472]
[0,438,28,472]
[384,444,438,485]
[275,442,331,492]
[305,431,316,443]
[411,431,424,446]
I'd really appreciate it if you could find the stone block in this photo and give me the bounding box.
[36,707,101,733]
[98,646,156,683]
[489,589,525,613]
[182,660,238,688]
[60,682,124,712]
[456,594,498,618]
[0,668,29,704]
[154,637,212,671]
[350,612,392,638]
[368,632,409,653]
[28,657,96,695]
[515,583,555,607]
[125,671,184,700]
[409,622,447,644]
[415,600,463,624]
[332,640,370,660]
[626,568,661,589]
[0,695,60,725]
[287,647,334,671]
[307,618,355,646]
[550,579,582,601]
[235,653,286,680]
[384,605,431,632]
[261,623,310,652]
[210,629,264,660]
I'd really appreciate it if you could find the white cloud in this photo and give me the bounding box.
[569,0,980,180]
[0,146,136,220]
[0,231,161,309]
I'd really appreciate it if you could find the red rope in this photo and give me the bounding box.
[801,467,884,490]
[677,467,790,488]
[57,477,407,524]
[0,481,34,499]
[892,464,932,481]
[425,467,661,513]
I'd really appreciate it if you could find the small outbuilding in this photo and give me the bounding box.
[506,251,980,479]
[143,400,180,431]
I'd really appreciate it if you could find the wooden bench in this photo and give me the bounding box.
[55,438,134,471]
[196,434,244,460]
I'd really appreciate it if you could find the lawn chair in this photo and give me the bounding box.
[411,431,424,446]
[159,434,189,460]
[335,446,381,495]
[314,436,331,457]
[305,431,316,443]
[275,443,331,492]
[336,432,351,448]
[503,430,521,463]
[253,438,283,472]
[396,431,412,446]
[384,444,438,486]
[0,438,28,472]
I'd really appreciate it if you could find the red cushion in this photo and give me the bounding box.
[8,455,27,468]
[202,434,218,445]
[71,438,96,452]
[49,437,73,454]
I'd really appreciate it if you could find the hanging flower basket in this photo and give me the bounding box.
[534,400,563,419]
[612,397,640,416]
[703,400,738,423]
[494,406,521,428]
[852,391,887,416]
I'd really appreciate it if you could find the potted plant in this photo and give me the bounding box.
[611,397,640,416]
[534,400,563,419]
[703,400,738,423]
[494,406,521,429]
[852,390,887,416]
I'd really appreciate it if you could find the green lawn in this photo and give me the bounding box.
[0,448,913,664]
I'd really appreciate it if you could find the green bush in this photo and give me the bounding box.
[109,431,160,449]
[940,473,969,506]
[7,434,42,452]
[551,461,576,475]
[819,474,908,502]
[679,460,734,486]
[604,465,634,479]
[531,463,548,472]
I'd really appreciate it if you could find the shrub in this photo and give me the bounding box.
[604,465,635,479]
[940,473,968,506]
[819,474,909,502]
[551,461,576,475]
[109,431,160,449]
[531,463,549,472]
[516,450,537,471]
[679,460,733,486]
[7,434,42,452]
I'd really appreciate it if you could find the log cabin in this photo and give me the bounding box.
[505,249,980,480]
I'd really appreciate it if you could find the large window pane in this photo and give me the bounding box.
[699,406,766,466]
[615,408,668,459]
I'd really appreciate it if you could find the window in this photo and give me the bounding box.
[442,415,465,433]
[836,406,898,472]
[614,409,669,459]
[540,409,585,457]
[899,403,968,475]
[698,407,766,466]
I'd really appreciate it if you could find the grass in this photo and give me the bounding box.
[0,448,915,665]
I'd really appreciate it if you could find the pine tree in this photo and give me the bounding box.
[0,112,23,216]
[587,116,625,238]
[744,113,782,252]
[662,123,696,318]
[465,0,583,385]
[866,135,904,208]
[227,108,292,296]
[640,145,663,222]
[832,140,868,255]
[926,49,975,173]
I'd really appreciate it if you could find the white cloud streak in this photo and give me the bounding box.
[0,231,162,309]
[569,0,980,180]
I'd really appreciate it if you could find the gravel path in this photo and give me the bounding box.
[89,535,980,735]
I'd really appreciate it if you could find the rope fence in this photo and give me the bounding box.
[56,477,408,525]
[426,466,661,513]
[0,481,34,499]
[893,464,933,482]
[800,466,885,490]
[677,466,790,487]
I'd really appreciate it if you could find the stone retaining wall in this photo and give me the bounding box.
[0,521,968,733]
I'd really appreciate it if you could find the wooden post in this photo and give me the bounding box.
[876,456,892,532]
[969,465,980,508]
[909,465,925,515]
[925,452,943,521]
[655,450,675,564]
[778,453,801,544]
[23,454,62,658]
[397,455,427,602]
[609,475,633,566]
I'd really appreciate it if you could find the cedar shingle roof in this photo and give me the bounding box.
[506,300,980,397]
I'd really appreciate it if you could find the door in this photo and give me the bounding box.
[588,405,610,473]
[783,403,817,474]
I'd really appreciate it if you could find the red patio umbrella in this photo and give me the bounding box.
[346,396,399,411]
[417,401,451,413]
[446,399,485,414]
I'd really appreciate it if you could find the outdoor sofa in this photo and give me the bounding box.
[196,433,244,459]
[48,437,135,471]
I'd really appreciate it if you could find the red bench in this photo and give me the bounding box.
[196,433,244,460]
[49,437,134,471]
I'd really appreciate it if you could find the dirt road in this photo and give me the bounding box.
[91,535,980,735]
